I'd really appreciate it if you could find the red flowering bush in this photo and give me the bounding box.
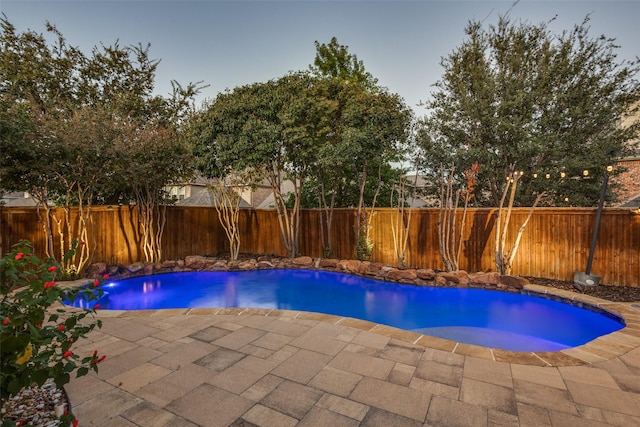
[1,240,105,427]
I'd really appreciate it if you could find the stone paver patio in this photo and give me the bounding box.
[66,285,640,426]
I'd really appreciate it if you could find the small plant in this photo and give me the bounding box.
[1,240,106,427]
[355,212,374,262]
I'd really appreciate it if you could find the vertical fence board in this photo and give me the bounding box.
[2,206,639,286]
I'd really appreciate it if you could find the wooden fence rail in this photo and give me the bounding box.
[1,206,639,287]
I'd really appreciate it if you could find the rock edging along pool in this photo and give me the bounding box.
[65,269,625,352]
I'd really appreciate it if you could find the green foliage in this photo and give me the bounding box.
[0,15,200,204]
[193,72,333,257]
[310,37,378,90]
[0,16,199,267]
[417,14,640,207]
[355,224,374,262]
[0,241,105,426]
[300,163,406,209]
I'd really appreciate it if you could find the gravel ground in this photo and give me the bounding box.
[2,277,638,426]
[0,379,68,427]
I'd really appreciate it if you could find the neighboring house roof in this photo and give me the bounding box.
[619,195,640,208]
[176,189,251,208]
[0,191,46,207]
[255,180,296,209]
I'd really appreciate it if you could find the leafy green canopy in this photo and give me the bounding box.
[0,16,199,205]
[417,15,640,207]
[310,37,378,91]
[307,37,413,209]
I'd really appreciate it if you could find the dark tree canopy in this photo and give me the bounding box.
[0,16,198,204]
[417,15,640,207]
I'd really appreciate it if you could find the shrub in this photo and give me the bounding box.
[1,240,105,427]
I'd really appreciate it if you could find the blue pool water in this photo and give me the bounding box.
[66,269,625,352]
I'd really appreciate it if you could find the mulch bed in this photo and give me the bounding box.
[525,276,640,303]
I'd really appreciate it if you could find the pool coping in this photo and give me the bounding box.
[72,283,640,368]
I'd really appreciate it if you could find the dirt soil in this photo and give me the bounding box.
[525,276,640,303]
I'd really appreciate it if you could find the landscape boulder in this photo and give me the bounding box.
[416,269,436,281]
[185,255,213,270]
[86,262,107,278]
[292,256,313,266]
[500,275,528,289]
[387,269,417,282]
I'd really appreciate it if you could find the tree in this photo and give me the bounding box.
[208,174,251,261]
[117,123,193,264]
[309,38,413,258]
[190,101,261,261]
[341,84,412,260]
[390,170,418,268]
[437,162,480,272]
[417,14,640,207]
[194,73,328,258]
[0,16,199,269]
[494,170,546,275]
[44,106,121,275]
[310,37,378,90]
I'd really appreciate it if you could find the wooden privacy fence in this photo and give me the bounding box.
[1,206,639,287]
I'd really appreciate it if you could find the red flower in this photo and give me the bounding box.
[15,252,24,260]
[92,354,106,365]
[68,338,74,343]
[57,324,65,331]
[44,281,56,289]
[94,304,100,310]
[103,274,109,279]
[93,350,98,357]
[73,419,78,427]
[2,317,9,325]
[48,265,57,272]
[93,279,100,286]
[63,350,73,358]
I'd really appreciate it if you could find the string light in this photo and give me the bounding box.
[500,167,613,180]
[497,165,613,183]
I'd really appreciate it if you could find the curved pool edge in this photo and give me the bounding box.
[66,284,640,368]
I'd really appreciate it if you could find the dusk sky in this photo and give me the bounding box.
[2,1,639,117]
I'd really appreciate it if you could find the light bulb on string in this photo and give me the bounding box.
[606,165,613,173]
[545,173,550,179]
[583,170,589,177]
[533,173,538,178]
[560,172,566,178]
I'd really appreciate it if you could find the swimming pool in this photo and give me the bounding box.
[66,269,625,352]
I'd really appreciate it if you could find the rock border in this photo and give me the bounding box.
[87,255,528,292]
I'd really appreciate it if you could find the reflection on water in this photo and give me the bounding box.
[224,275,237,306]
[142,280,161,294]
